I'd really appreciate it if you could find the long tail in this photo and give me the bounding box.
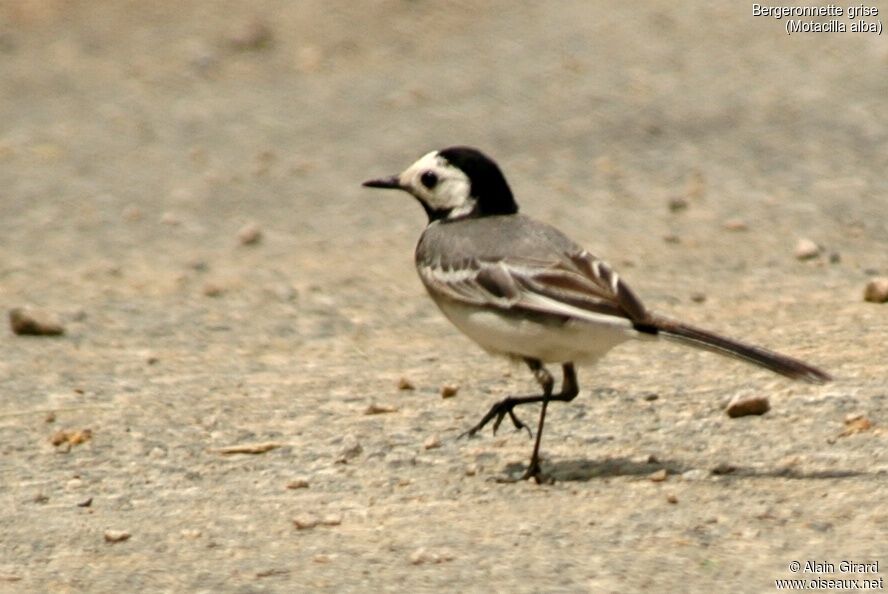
[650,315,832,384]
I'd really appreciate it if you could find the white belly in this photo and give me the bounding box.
[434,299,645,364]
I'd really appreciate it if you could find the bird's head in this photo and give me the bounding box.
[363,146,518,223]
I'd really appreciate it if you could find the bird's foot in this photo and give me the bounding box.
[493,459,553,485]
[458,397,533,439]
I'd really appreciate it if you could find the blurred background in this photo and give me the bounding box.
[3,1,886,268]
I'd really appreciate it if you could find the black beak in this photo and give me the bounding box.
[362,175,402,190]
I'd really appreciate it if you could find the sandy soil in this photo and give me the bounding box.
[1,2,886,592]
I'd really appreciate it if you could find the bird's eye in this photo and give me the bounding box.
[420,171,438,189]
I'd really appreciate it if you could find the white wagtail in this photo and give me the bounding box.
[363,146,831,483]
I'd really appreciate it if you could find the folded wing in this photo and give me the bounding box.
[417,249,652,330]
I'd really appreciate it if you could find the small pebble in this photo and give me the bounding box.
[294,514,341,530]
[681,469,708,481]
[51,429,92,447]
[227,20,273,51]
[44,411,56,423]
[122,205,142,221]
[104,530,131,543]
[839,413,873,437]
[337,437,363,463]
[516,523,534,536]
[202,282,224,297]
[863,278,888,303]
[662,234,681,244]
[722,219,748,231]
[845,412,866,424]
[668,197,688,212]
[76,497,93,508]
[397,377,415,390]
[464,464,479,476]
[711,463,737,475]
[690,292,707,304]
[237,222,263,246]
[643,393,659,402]
[292,515,319,530]
[216,442,281,455]
[286,478,310,490]
[726,394,770,418]
[794,238,821,260]
[180,529,202,539]
[440,384,459,398]
[147,446,166,459]
[666,493,678,504]
[364,403,398,415]
[648,469,668,482]
[9,307,65,336]
[409,547,454,565]
[423,435,441,450]
[188,259,209,272]
[159,211,181,226]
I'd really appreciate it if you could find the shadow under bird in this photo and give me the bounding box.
[363,146,831,483]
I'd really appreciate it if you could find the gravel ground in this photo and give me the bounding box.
[1,2,886,592]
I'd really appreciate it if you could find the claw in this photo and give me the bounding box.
[507,410,533,438]
[491,410,506,434]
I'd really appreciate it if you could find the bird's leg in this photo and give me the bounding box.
[460,361,580,484]
[460,361,578,439]
[516,362,580,482]
[521,362,579,482]
[458,359,550,439]
[518,360,554,482]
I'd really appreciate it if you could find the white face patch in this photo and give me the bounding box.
[398,151,473,216]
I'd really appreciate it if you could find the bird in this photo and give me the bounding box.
[362,146,831,483]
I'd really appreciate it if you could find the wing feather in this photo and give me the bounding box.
[417,249,651,327]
